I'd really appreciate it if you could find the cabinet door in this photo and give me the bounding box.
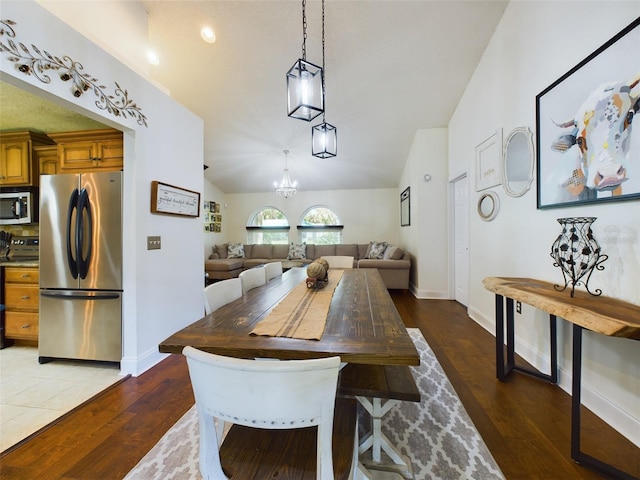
[36,146,60,175]
[95,139,124,170]
[58,141,96,171]
[0,140,31,185]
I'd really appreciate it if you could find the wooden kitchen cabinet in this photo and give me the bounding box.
[48,129,123,173]
[0,131,55,186]
[35,145,60,176]
[4,266,39,342]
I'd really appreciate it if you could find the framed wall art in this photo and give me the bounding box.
[536,17,640,209]
[475,129,503,191]
[150,181,200,217]
[400,187,411,226]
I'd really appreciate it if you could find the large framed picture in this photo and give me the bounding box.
[536,18,640,209]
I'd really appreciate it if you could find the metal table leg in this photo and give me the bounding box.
[571,325,638,480]
[495,294,558,383]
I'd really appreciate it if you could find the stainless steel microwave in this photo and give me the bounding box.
[0,188,38,225]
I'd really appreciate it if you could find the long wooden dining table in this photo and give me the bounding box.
[159,267,420,366]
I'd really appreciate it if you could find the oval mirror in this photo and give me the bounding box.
[478,191,499,222]
[502,127,534,197]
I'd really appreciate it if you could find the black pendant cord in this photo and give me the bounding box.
[321,0,326,123]
[301,0,307,61]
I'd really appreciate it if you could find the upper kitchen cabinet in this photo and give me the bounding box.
[48,128,123,173]
[35,145,59,176]
[0,131,55,186]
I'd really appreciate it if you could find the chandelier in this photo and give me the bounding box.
[286,0,324,122]
[312,0,337,158]
[274,150,298,198]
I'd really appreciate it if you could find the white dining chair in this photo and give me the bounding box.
[264,261,284,281]
[183,347,359,480]
[202,278,242,315]
[238,266,267,294]
[323,256,355,269]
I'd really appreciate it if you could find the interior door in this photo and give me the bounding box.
[453,175,469,306]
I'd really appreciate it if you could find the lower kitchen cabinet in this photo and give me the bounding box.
[4,267,39,342]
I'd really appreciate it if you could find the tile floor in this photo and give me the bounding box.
[0,345,124,452]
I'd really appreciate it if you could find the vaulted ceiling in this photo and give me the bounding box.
[1,1,508,194]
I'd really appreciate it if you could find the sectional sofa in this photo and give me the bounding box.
[205,242,411,289]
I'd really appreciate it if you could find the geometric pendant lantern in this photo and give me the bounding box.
[287,59,324,121]
[311,0,337,158]
[312,121,337,158]
[286,0,324,122]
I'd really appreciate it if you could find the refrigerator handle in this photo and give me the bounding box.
[67,188,79,279]
[77,188,93,280]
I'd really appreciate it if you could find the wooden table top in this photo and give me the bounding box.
[483,276,640,340]
[160,268,420,365]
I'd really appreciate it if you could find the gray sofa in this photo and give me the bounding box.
[205,243,411,289]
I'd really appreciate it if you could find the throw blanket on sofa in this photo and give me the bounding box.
[250,270,344,340]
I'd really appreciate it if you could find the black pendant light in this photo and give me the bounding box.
[312,0,337,158]
[287,0,324,122]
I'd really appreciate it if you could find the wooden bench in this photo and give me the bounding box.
[338,363,420,479]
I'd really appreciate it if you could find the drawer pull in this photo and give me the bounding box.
[21,296,30,300]
[21,274,31,278]
[22,324,31,329]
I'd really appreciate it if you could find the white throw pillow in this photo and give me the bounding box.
[366,241,388,259]
[227,242,245,258]
[287,242,306,259]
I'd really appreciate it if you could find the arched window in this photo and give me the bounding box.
[297,206,343,244]
[246,207,290,244]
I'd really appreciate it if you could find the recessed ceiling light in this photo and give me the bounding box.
[147,50,160,65]
[201,26,216,44]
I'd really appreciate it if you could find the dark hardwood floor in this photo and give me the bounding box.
[1,294,637,479]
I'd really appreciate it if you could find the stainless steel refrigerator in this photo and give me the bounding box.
[39,171,123,363]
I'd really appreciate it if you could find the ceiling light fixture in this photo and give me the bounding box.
[274,150,298,198]
[147,50,160,66]
[200,26,216,44]
[312,0,337,158]
[286,0,323,122]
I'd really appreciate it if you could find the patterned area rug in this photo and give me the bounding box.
[124,329,504,480]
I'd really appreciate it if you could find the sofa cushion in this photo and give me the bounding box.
[383,245,404,260]
[205,258,244,271]
[228,243,245,258]
[366,241,388,259]
[336,244,358,258]
[358,244,369,259]
[252,244,273,259]
[273,244,289,259]
[243,244,253,258]
[287,242,307,259]
[215,244,228,259]
[314,245,336,257]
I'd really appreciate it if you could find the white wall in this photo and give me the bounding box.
[449,1,640,445]
[399,128,449,298]
[222,188,399,246]
[2,2,205,376]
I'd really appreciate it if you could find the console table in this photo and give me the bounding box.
[483,277,640,480]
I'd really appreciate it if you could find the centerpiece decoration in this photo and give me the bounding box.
[306,258,329,289]
[550,217,608,297]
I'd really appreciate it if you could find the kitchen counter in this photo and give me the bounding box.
[0,258,39,268]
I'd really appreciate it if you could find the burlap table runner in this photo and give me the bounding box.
[250,269,345,340]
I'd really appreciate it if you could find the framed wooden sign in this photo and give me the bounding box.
[151,181,200,217]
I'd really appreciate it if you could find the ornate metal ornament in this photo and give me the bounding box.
[550,217,608,297]
[0,19,148,127]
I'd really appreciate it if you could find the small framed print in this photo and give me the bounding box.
[475,129,503,191]
[151,181,200,217]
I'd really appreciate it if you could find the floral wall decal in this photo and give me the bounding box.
[0,19,148,127]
